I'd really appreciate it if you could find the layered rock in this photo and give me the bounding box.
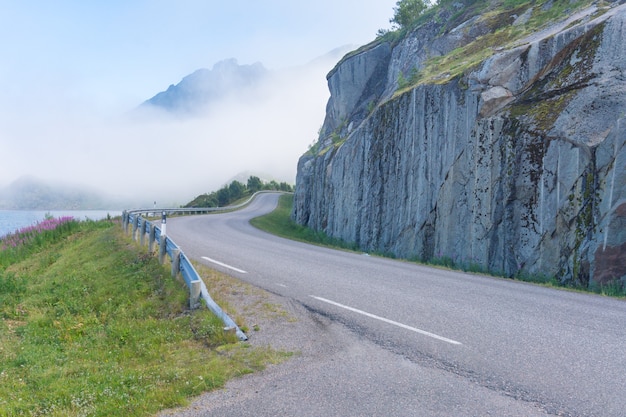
[293,1,626,287]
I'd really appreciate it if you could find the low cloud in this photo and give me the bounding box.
[1,55,337,207]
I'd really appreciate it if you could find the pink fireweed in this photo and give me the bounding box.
[0,216,75,251]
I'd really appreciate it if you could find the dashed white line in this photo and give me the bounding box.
[310,295,462,346]
[201,256,247,274]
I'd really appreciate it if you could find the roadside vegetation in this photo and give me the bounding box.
[185,176,293,208]
[368,0,603,94]
[251,195,625,298]
[0,217,286,416]
[249,194,358,251]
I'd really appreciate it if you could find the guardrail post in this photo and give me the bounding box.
[122,211,128,233]
[171,249,181,278]
[132,215,140,241]
[148,224,156,252]
[189,280,202,309]
[159,236,167,264]
[139,218,146,246]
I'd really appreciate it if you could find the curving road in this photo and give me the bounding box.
[164,193,626,417]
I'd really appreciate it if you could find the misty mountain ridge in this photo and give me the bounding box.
[1,46,356,211]
[139,47,354,116]
[141,59,268,114]
[0,176,130,210]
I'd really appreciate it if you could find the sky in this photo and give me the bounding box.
[0,1,398,206]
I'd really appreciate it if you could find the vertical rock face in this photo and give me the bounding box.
[294,2,626,288]
[320,43,391,139]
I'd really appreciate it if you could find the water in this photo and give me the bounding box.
[0,210,122,239]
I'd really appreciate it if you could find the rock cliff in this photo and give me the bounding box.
[293,0,626,288]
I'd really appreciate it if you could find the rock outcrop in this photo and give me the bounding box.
[293,0,626,288]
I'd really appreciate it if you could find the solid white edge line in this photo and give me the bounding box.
[201,256,247,274]
[310,295,462,346]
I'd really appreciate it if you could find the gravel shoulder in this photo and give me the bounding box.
[155,270,346,417]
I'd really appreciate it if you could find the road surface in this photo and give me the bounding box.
[161,193,626,417]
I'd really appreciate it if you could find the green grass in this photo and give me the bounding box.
[0,220,286,416]
[250,194,358,251]
[251,195,625,298]
[392,0,601,92]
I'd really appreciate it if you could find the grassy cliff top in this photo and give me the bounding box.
[334,0,609,88]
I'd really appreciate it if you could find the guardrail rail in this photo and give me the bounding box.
[121,208,248,341]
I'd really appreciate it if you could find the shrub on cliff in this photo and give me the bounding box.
[390,0,429,29]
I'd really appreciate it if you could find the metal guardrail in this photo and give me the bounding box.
[124,190,272,218]
[121,207,248,341]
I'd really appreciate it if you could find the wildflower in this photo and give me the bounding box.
[0,216,75,252]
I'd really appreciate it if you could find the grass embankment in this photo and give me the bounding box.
[0,218,285,416]
[250,194,358,251]
[252,195,625,298]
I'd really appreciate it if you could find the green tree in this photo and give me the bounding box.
[247,176,263,193]
[228,181,245,200]
[266,180,280,191]
[216,187,230,206]
[391,0,427,29]
[278,182,293,192]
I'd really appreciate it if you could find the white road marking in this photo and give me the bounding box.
[276,283,287,287]
[201,256,247,274]
[310,295,462,346]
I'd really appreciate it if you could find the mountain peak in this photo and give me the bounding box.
[141,58,268,114]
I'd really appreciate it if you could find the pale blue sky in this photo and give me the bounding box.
[0,1,398,204]
[1,0,397,109]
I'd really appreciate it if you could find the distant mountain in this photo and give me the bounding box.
[0,176,111,210]
[140,58,269,114]
[139,48,354,116]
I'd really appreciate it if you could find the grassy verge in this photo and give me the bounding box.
[0,219,286,416]
[249,194,358,251]
[250,195,625,298]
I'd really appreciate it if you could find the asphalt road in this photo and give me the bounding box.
[162,193,626,417]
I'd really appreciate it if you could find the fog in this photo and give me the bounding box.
[0,0,399,207]
[0,58,334,206]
